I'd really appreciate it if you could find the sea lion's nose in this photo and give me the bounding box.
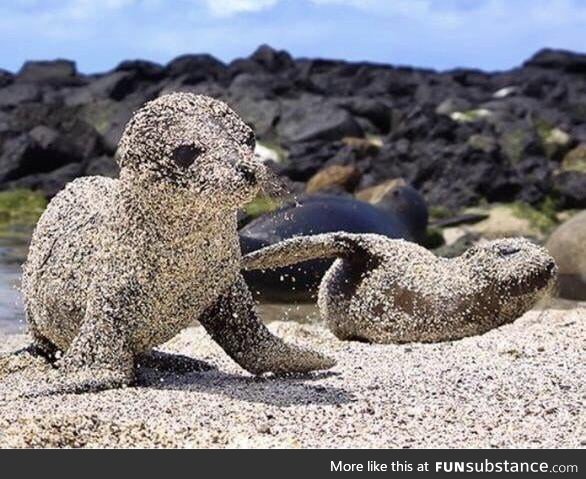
[236,163,256,184]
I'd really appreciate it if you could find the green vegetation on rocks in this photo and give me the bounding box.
[509,198,559,234]
[500,129,528,164]
[535,119,571,159]
[0,189,47,225]
[243,196,282,219]
[562,144,586,173]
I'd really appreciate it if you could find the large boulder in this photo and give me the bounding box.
[546,211,586,300]
[2,162,83,197]
[562,144,586,173]
[306,164,361,194]
[553,171,586,209]
[0,111,101,188]
[277,141,346,182]
[16,60,83,86]
[84,155,119,178]
[115,59,165,81]
[277,98,363,143]
[524,49,586,74]
[0,83,42,107]
[229,96,280,138]
[165,54,226,82]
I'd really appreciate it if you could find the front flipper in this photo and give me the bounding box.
[198,276,335,375]
[241,232,385,271]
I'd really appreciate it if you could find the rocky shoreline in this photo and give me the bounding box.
[0,46,585,211]
[0,300,583,448]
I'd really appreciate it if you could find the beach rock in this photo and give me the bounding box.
[165,54,226,82]
[553,171,586,208]
[435,97,472,115]
[0,46,586,208]
[248,44,295,73]
[561,144,586,173]
[115,59,165,81]
[0,69,13,88]
[457,204,549,240]
[16,60,82,86]
[546,211,586,300]
[65,71,140,105]
[277,99,363,143]
[277,141,345,182]
[525,48,586,73]
[84,155,119,178]
[229,96,280,138]
[2,162,83,197]
[306,164,361,194]
[0,83,42,107]
[0,117,101,185]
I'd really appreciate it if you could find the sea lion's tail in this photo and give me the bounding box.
[242,232,382,271]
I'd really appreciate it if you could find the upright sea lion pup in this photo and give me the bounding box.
[243,234,557,343]
[4,93,334,395]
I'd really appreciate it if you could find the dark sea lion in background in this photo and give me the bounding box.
[240,184,428,303]
[243,233,557,343]
[0,93,334,398]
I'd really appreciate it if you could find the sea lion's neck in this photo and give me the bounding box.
[116,178,236,239]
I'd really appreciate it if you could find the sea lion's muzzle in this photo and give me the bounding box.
[506,258,557,297]
[236,163,257,184]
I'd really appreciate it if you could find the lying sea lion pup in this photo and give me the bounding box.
[0,93,334,396]
[243,233,557,343]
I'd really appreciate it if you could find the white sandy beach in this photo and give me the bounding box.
[0,300,584,448]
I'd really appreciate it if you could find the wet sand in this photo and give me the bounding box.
[0,300,584,448]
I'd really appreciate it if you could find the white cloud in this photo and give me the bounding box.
[201,0,278,17]
[310,0,432,17]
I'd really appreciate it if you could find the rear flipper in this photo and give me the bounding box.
[198,276,335,375]
[0,336,58,380]
[1,314,135,400]
[241,232,381,271]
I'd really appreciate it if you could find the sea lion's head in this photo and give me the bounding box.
[117,92,267,209]
[464,237,557,298]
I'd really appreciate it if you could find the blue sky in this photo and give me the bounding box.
[1,0,585,73]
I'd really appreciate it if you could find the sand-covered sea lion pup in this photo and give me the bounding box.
[0,93,334,396]
[240,186,428,303]
[243,234,557,343]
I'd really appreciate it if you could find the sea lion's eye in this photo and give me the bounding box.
[172,144,202,168]
[499,246,521,257]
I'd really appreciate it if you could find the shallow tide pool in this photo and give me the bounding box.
[0,225,30,334]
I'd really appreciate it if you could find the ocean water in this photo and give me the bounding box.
[0,225,29,334]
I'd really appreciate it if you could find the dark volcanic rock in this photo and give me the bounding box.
[166,54,226,83]
[553,171,586,208]
[0,45,584,211]
[525,49,586,74]
[0,83,42,107]
[115,59,165,80]
[3,162,83,197]
[17,60,82,86]
[278,97,363,143]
